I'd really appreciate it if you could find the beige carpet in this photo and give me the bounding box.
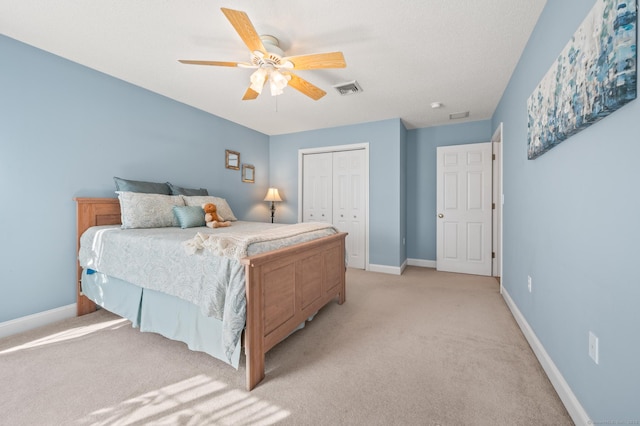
[0,267,572,425]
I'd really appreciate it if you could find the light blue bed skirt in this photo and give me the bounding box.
[81,269,242,368]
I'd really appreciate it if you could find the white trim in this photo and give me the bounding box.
[407,258,437,268]
[492,122,505,293]
[368,263,403,275]
[400,258,408,274]
[0,304,76,339]
[501,288,590,425]
[298,142,370,156]
[298,143,370,270]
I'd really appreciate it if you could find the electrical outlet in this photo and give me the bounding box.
[527,275,532,293]
[589,332,599,364]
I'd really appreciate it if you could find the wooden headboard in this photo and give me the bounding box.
[74,198,122,315]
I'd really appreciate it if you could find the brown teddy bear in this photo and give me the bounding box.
[203,203,231,228]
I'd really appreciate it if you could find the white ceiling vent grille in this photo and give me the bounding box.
[333,80,363,96]
[449,111,470,120]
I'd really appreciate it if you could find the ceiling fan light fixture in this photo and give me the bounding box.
[179,9,345,101]
[269,69,289,96]
[249,68,267,94]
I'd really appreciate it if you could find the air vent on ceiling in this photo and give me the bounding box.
[449,111,470,120]
[333,80,363,96]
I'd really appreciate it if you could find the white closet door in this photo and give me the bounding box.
[302,152,333,223]
[333,150,366,269]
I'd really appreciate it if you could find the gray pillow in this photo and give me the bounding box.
[173,205,206,228]
[167,182,209,196]
[113,177,171,195]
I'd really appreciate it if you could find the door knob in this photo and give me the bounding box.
[438,213,444,218]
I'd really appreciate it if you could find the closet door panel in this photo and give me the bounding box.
[333,150,366,269]
[302,153,333,223]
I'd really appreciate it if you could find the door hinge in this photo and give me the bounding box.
[492,252,496,259]
[492,202,495,210]
[492,154,496,160]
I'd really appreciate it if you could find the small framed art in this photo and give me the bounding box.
[242,164,255,183]
[225,150,240,170]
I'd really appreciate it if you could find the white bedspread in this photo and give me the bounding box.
[78,221,336,361]
[183,222,334,258]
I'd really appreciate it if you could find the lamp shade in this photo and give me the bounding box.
[264,188,282,202]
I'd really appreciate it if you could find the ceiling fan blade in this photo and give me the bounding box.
[242,87,260,100]
[220,8,266,54]
[285,73,327,100]
[283,52,346,70]
[178,60,245,67]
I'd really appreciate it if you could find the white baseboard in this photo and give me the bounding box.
[367,259,435,275]
[501,288,590,425]
[407,258,437,268]
[368,263,403,275]
[0,304,76,339]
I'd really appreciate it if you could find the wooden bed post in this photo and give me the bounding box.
[74,198,121,316]
[244,262,265,391]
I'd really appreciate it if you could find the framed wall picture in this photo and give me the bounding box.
[527,0,637,159]
[242,164,255,183]
[225,150,240,170]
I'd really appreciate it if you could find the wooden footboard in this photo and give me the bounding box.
[74,197,346,391]
[241,231,346,390]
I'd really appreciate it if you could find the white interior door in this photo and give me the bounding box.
[333,149,366,269]
[436,143,493,276]
[302,152,333,223]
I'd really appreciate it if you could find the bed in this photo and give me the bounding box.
[75,197,347,390]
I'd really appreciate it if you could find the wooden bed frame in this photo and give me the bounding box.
[75,197,347,390]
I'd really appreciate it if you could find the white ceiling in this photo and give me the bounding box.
[0,0,547,136]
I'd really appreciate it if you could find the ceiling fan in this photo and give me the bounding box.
[178,8,346,101]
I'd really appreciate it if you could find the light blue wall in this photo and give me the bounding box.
[0,36,270,323]
[406,120,493,261]
[269,119,405,267]
[493,0,639,419]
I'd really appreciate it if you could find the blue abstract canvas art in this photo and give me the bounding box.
[527,0,637,160]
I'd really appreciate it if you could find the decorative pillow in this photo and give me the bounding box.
[114,177,171,195]
[172,205,206,229]
[167,182,209,196]
[182,195,238,221]
[117,191,185,229]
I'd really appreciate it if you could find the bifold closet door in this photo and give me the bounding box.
[303,149,366,269]
[333,150,366,269]
[302,152,333,223]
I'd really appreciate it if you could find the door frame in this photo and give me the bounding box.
[298,143,370,270]
[492,123,504,289]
